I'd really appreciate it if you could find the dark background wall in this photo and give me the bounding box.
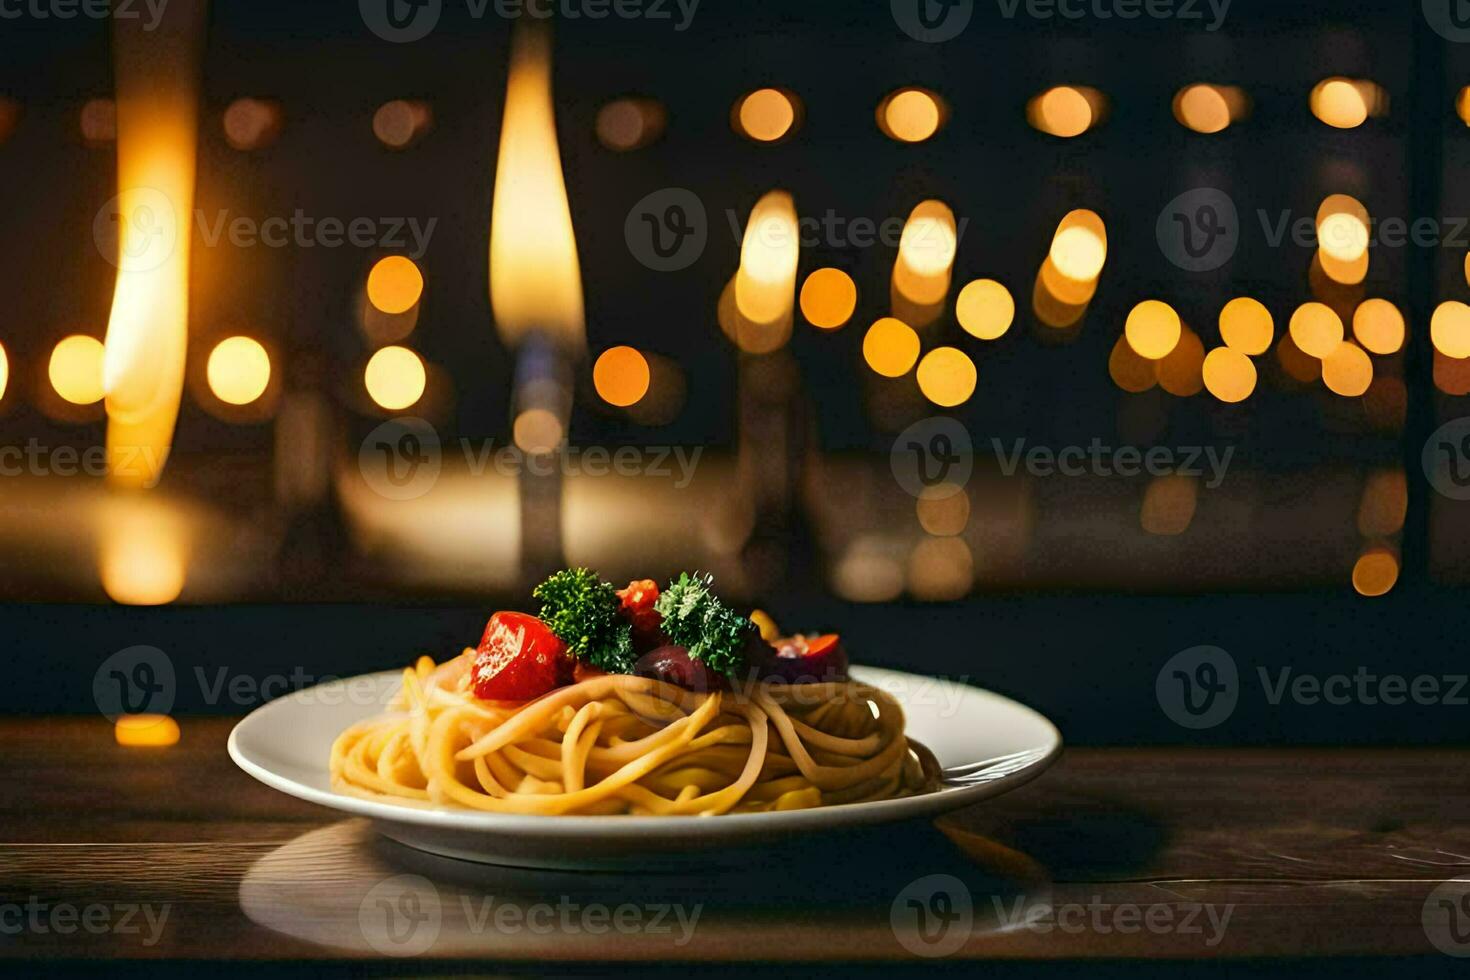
[0,0,1467,744]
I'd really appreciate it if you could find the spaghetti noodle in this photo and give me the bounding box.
[331,652,939,815]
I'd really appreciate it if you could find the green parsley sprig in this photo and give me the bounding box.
[533,568,636,674]
[654,572,755,678]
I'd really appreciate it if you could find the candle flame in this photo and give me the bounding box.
[489,24,585,352]
[101,1,207,488]
[891,200,956,327]
[735,190,799,326]
[718,190,798,353]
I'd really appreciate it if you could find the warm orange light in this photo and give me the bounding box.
[1109,335,1156,393]
[917,487,970,536]
[1029,86,1101,137]
[863,317,921,378]
[1219,297,1273,356]
[1033,268,1093,329]
[206,336,271,406]
[373,99,431,148]
[1173,84,1232,134]
[718,275,791,355]
[956,279,1015,340]
[1039,256,1098,306]
[1276,333,1323,384]
[1125,300,1182,360]
[907,536,973,602]
[1311,77,1377,129]
[1459,87,1470,127]
[80,98,117,143]
[1156,327,1205,397]
[489,25,585,352]
[364,346,426,410]
[367,256,424,315]
[514,407,564,455]
[115,714,180,747]
[1141,475,1198,536]
[735,189,800,326]
[1317,247,1369,287]
[1431,301,1470,359]
[99,498,188,606]
[1436,349,1470,395]
[880,88,943,143]
[833,542,904,603]
[1352,548,1399,598]
[1358,469,1407,537]
[916,347,977,407]
[595,97,665,151]
[1202,346,1257,403]
[799,268,857,330]
[897,200,958,280]
[50,335,107,405]
[593,346,650,407]
[1352,299,1405,355]
[1289,302,1345,359]
[736,88,796,142]
[1321,340,1373,397]
[0,342,8,401]
[892,200,957,323]
[1048,209,1108,283]
[222,97,282,151]
[102,1,206,489]
[1316,194,1370,263]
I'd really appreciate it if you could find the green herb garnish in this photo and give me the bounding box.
[654,572,754,678]
[533,568,636,674]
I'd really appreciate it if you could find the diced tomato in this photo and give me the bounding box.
[472,612,574,701]
[616,579,663,637]
[804,634,842,659]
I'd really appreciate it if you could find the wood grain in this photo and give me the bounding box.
[0,718,1466,963]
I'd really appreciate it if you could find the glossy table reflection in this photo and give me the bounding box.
[1,718,1467,969]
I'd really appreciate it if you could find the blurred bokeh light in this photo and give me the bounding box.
[49,335,106,406]
[206,336,271,406]
[364,345,427,410]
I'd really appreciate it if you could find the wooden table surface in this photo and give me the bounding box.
[2,717,1469,973]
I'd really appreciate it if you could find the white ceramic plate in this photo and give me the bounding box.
[229,666,1062,869]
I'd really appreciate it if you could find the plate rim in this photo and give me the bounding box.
[228,665,1063,838]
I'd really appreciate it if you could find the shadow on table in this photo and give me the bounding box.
[936,796,1171,882]
[234,815,1102,957]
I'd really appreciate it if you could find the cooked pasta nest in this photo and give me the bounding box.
[331,653,939,815]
